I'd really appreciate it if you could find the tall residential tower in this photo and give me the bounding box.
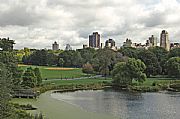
[89,32,100,48]
[160,30,170,51]
[52,41,59,50]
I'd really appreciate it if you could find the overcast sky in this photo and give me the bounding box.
[0,0,180,49]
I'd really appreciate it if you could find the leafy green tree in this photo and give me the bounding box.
[149,46,168,62]
[78,48,96,64]
[22,67,37,88]
[82,62,94,74]
[29,49,48,66]
[59,50,74,67]
[138,49,161,77]
[149,46,168,74]
[0,63,12,119]
[47,53,58,66]
[34,68,42,85]
[58,58,64,67]
[169,48,180,58]
[92,48,116,77]
[112,58,146,86]
[119,47,138,59]
[72,51,83,67]
[0,38,15,51]
[165,57,180,79]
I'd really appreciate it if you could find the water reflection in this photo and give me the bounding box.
[51,90,180,119]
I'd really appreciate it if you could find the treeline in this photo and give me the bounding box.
[17,47,180,78]
[120,47,180,78]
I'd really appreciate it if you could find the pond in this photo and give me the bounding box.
[51,90,180,119]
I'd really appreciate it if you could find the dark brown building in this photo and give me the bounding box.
[89,32,100,48]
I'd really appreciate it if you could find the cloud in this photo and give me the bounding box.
[0,0,180,49]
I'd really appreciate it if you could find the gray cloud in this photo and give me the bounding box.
[0,0,180,49]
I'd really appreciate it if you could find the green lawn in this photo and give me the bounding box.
[43,78,112,86]
[133,77,180,86]
[18,65,87,79]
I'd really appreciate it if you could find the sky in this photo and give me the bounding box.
[0,0,180,49]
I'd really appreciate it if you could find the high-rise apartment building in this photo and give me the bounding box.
[89,32,100,48]
[105,39,115,48]
[123,38,132,47]
[160,30,170,51]
[65,44,72,51]
[52,41,59,50]
[148,35,157,47]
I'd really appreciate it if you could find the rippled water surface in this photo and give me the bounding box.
[51,90,180,119]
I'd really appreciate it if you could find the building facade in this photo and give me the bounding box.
[52,41,59,50]
[105,39,115,48]
[147,35,157,47]
[170,43,180,50]
[65,44,72,51]
[160,30,170,51]
[89,32,100,48]
[123,38,133,47]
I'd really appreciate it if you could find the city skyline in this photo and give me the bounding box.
[0,0,180,49]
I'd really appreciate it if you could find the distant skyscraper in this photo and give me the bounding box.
[89,32,100,48]
[65,44,72,51]
[148,35,157,47]
[105,39,115,48]
[160,30,170,51]
[52,41,59,50]
[123,38,132,47]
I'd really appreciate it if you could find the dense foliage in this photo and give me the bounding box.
[0,39,43,119]
[17,46,180,79]
[166,57,180,79]
[112,58,146,86]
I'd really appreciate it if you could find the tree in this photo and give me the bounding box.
[82,62,94,75]
[112,58,146,86]
[119,47,138,59]
[0,63,12,119]
[59,50,74,67]
[169,48,180,58]
[78,48,96,64]
[138,49,161,77]
[22,67,37,88]
[72,51,83,67]
[34,67,42,85]
[58,58,64,67]
[0,38,15,51]
[47,53,58,66]
[149,46,168,74]
[165,57,180,79]
[92,48,116,77]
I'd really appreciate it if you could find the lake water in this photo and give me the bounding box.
[51,90,180,119]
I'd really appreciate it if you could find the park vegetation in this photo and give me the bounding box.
[0,38,43,119]
[1,37,180,118]
[16,46,180,80]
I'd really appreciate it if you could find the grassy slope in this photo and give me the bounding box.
[18,65,86,79]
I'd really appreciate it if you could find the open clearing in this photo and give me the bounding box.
[18,64,87,79]
[44,67,75,70]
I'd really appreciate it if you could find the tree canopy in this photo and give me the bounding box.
[166,57,180,79]
[112,58,146,86]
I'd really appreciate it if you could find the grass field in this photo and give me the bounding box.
[43,78,112,86]
[133,77,180,86]
[18,65,87,79]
